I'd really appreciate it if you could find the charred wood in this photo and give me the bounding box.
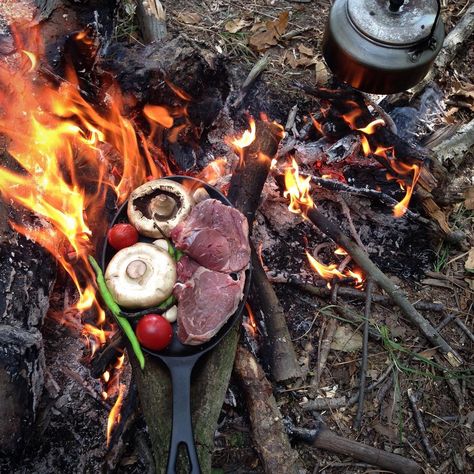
[233,346,301,474]
[0,200,56,453]
[90,333,125,378]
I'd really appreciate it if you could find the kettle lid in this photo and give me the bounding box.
[347,0,439,46]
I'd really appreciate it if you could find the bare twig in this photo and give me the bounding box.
[354,279,373,430]
[303,205,462,366]
[292,282,445,313]
[407,389,438,464]
[232,54,270,108]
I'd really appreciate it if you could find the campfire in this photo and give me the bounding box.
[0,1,473,473]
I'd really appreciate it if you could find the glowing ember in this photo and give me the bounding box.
[334,247,348,256]
[284,158,314,214]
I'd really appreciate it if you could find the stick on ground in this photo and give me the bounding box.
[354,279,373,430]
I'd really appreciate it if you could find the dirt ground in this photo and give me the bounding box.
[0,0,473,473]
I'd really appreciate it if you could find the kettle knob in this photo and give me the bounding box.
[389,0,404,12]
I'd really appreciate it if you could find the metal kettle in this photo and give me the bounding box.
[322,0,445,94]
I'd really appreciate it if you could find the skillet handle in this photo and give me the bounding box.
[166,357,201,474]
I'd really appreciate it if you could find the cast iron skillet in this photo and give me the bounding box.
[102,176,252,474]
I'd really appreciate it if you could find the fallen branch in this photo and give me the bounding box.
[354,279,373,430]
[302,364,392,411]
[303,204,462,366]
[234,346,301,473]
[288,422,423,474]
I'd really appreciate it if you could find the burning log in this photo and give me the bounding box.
[0,201,56,453]
[228,119,303,381]
[233,346,301,473]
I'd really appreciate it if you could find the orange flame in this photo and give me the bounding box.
[306,251,345,280]
[232,118,256,149]
[357,118,385,135]
[284,158,314,214]
[106,383,126,446]
[244,302,258,337]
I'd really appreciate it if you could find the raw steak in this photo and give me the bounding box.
[171,199,250,273]
[174,256,245,345]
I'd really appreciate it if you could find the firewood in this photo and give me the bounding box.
[233,346,301,474]
[228,119,303,381]
[436,4,474,70]
[431,119,474,168]
[130,323,240,473]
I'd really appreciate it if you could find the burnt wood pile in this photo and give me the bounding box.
[0,1,472,473]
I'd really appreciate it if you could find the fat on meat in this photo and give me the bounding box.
[174,256,245,345]
[171,199,250,273]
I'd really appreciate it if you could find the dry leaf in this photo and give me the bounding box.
[298,44,313,56]
[224,18,251,33]
[465,248,474,273]
[177,11,202,25]
[249,11,289,52]
[330,326,362,352]
[464,187,474,210]
[315,59,329,85]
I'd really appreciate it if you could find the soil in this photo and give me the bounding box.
[0,1,473,474]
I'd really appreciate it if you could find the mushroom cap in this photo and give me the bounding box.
[105,242,177,309]
[127,179,194,238]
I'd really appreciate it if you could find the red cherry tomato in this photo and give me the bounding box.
[136,314,173,351]
[107,223,139,250]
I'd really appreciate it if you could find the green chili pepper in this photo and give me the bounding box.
[166,241,176,259]
[88,255,145,370]
[158,294,176,309]
[174,249,184,261]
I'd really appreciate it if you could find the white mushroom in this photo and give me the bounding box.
[153,238,169,252]
[127,179,194,238]
[163,305,178,323]
[105,242,176,309]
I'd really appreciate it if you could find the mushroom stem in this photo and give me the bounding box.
[126,259,148,279]
[149,193,177,219]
